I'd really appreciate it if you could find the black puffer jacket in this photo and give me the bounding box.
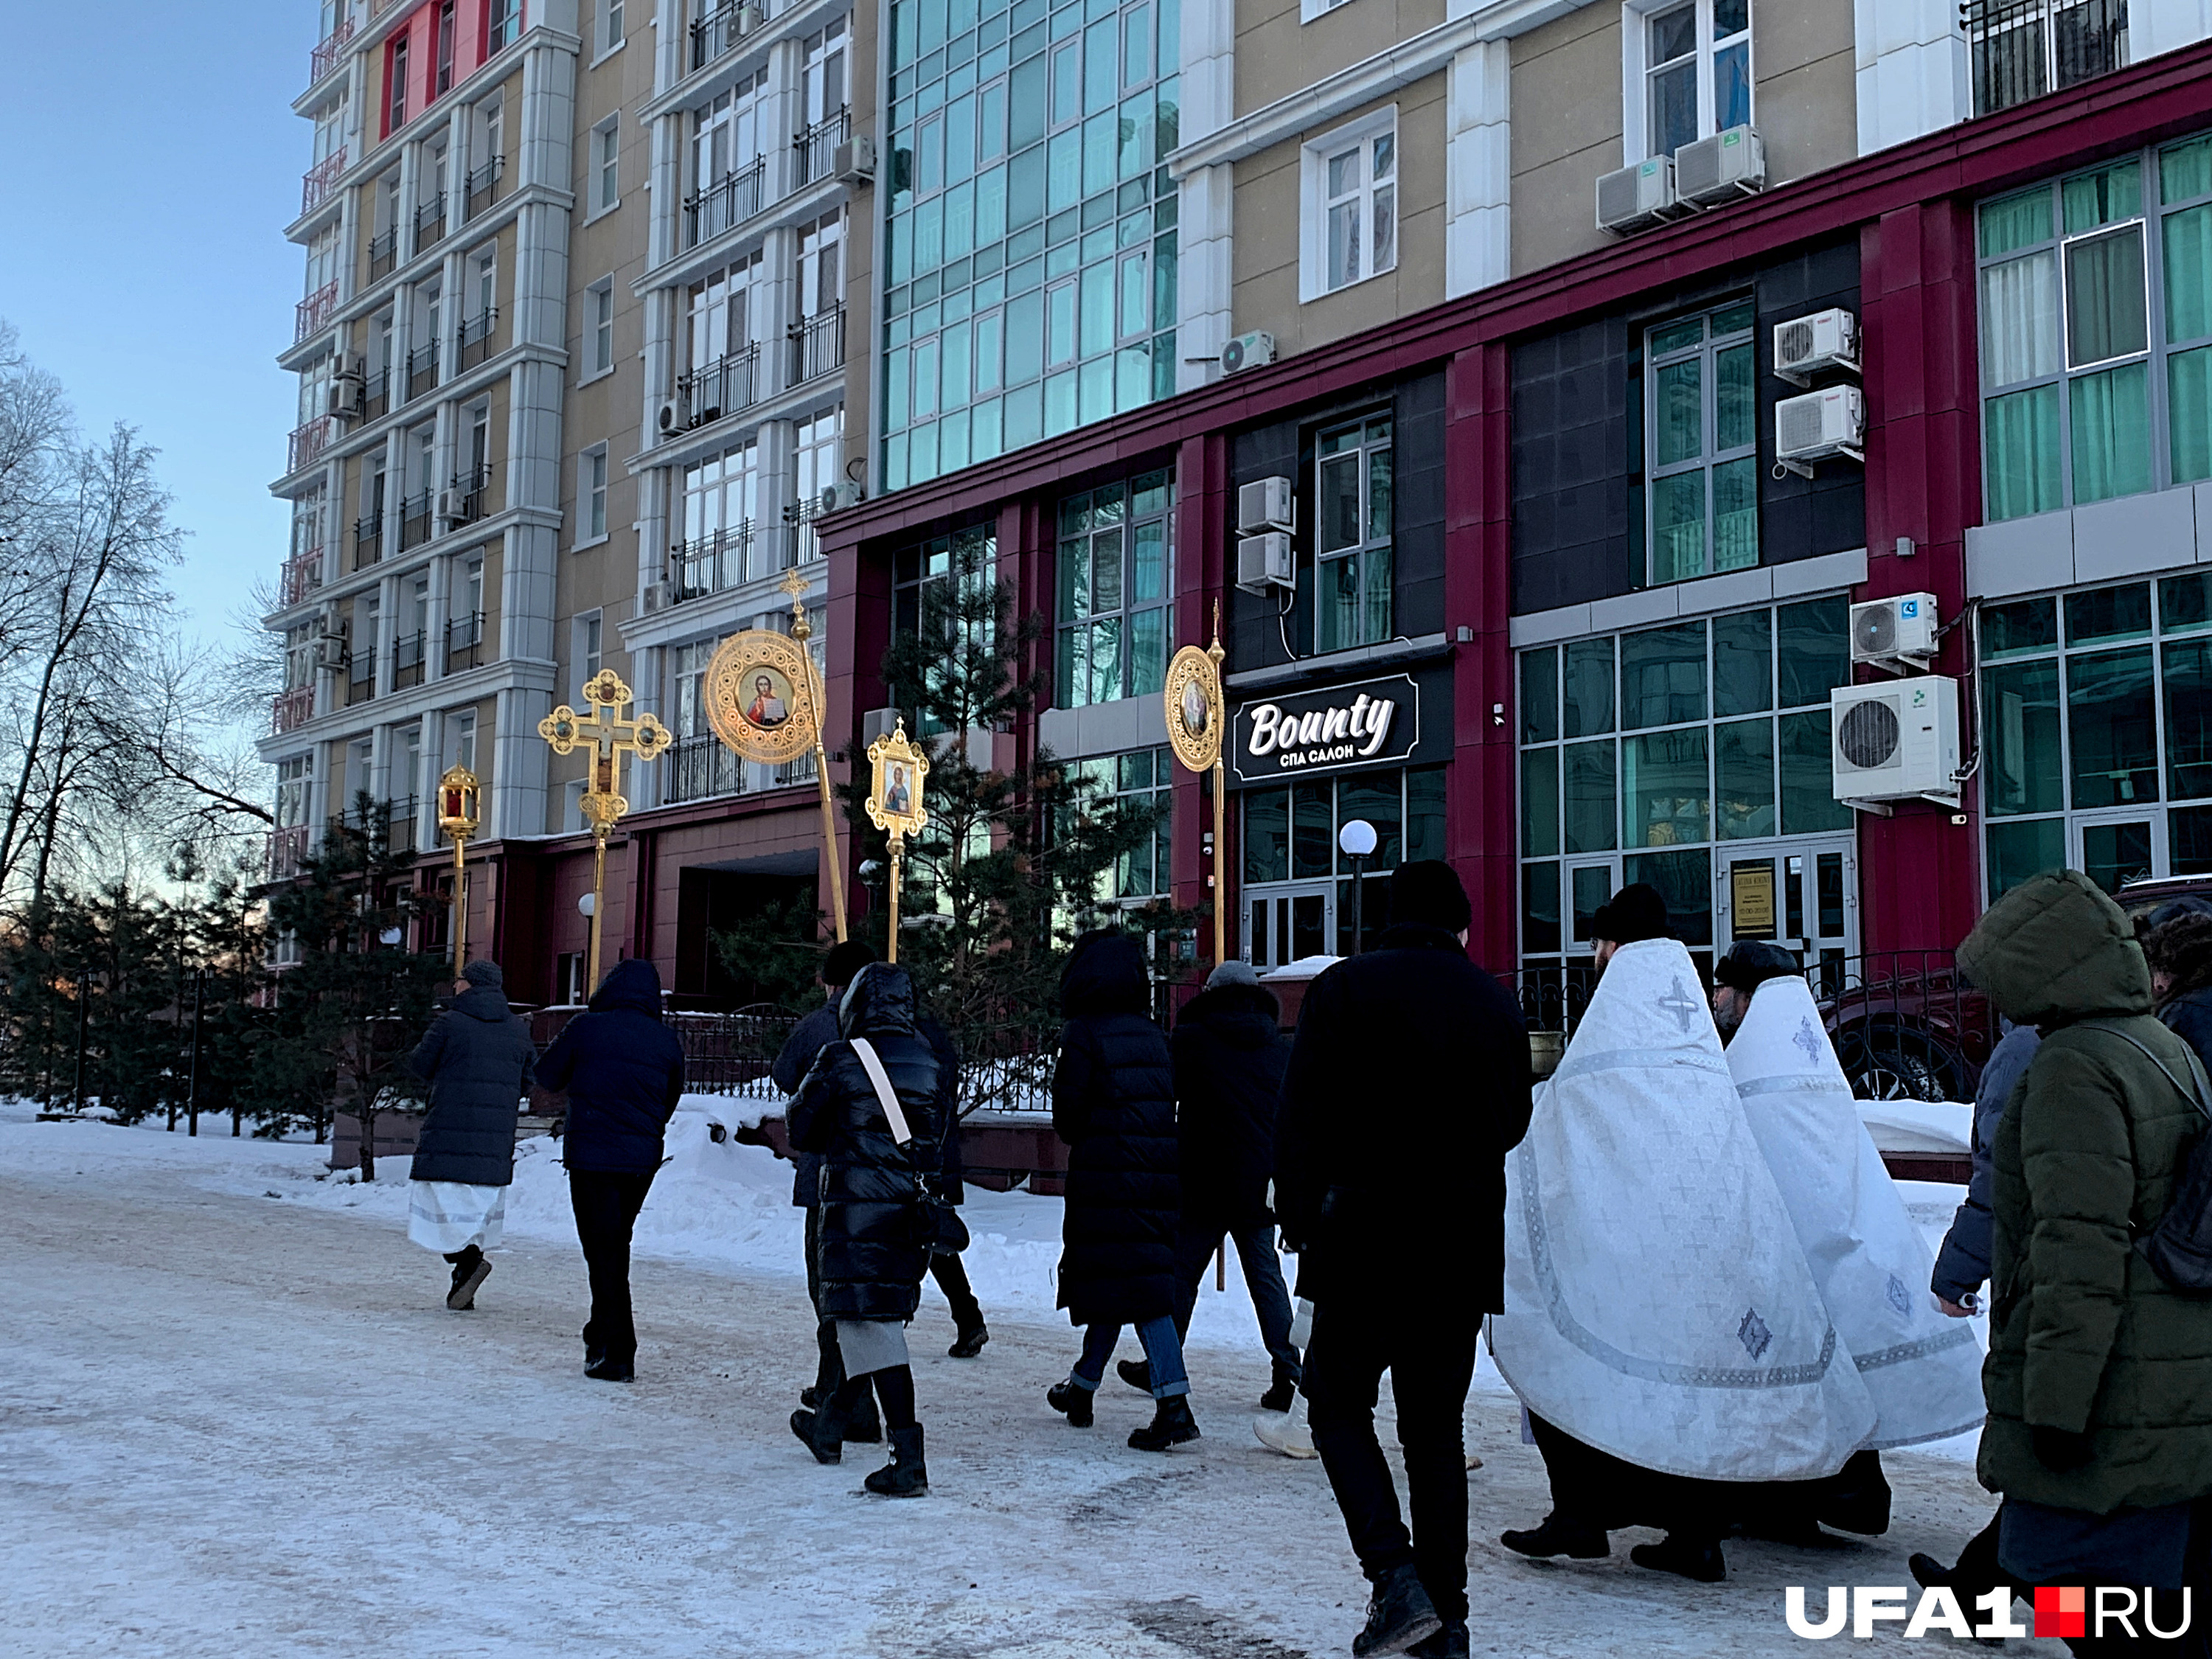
[1052,933,1179,1326]
[407,984,537,1186]
[773,1001,841,1208]
[1172,981,1289,1232]
[788,964,945,1321]
[922,1013,965,1206]
[2159,984,2212,1077]
[535,958,686,1174]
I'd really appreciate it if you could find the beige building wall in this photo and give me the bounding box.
[1508,4,1621,278]
[1751,0,1856,185]
[1235,0,1445,114]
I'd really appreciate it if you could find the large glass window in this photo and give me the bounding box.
[1646,301,1758,584]
[1315,415,1394,653]
[1644,0,1750,159]
[1056,469,1173,708]
[1978,132,2212,520]
[1240,765,1446,954]
[1072,746,1172,900]
[880,0,1180,491]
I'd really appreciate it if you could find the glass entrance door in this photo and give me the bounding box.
[1714,836,1857,989]
[1244,881,1337,970]
[2072,810,2166,896]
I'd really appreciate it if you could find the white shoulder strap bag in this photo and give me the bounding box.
[848,1037,913,1147]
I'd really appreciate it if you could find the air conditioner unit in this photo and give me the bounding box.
[734,2,764,31]
[833,136,877,184]
[1238,477,1294,534]
[1221,331,1276,375]
[1674,124,1766,206]
[435,488,464,523]
[656,400,681,437]
[1850,592,1939,672]
[821,481,865,512]
[1832,676,1961,810]
[1596,155,1677,234]
[1775,385,1865,474]
[323,379,358,420]
[1236,532,1294,597]
[639,580,670,616]
[1773,308,1860,388]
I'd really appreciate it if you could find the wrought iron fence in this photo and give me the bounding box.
[309,17,355,87]
[671,1004,799,1096]
[399,489,434,550]
[675,343,759,428]
[288,416,334,475]
[685,158,766,246]
[1964,0,2129,115]
[414,192,448,251]
[465,153,505,220]
[271,686,316,736]
[666,733,745,804]
[689,0,772,71]
[302,149,347,217]
[368,226,398,282]
[352,509,384,569]
[670,524,752,601]
[451,462,492,524]
[456,307,498,370]
[387,796,420,857]
[407,342,440,399]
[792,106,849,189]
[392,630,426,689]
[268,824,309,882]
[296,279,340,344]
[445,610,486,672]
[364,368,391,421]
[789,302,845,386]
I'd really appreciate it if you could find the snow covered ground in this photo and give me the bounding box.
[0,1101,2055,1657]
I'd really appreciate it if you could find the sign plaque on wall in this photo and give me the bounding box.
[1230,673,1422,784]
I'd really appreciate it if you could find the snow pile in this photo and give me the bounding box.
[1858,1099,1974,1155]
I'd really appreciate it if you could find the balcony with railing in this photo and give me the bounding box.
[792,106,849,190]
[309,16,356,87]
[446,610,486,672]
[456,307,499,371]
[689,0,773,71]
[789,302,846,386]
[363,367,391,422]
[387,796,420,857]
[280,548,326,606]
[666,733,746,804]
[675,344,760,430]
[670,524,752,603]
[267,824,310,882]
[271,686,316,736]
[685,158,766,248]
[296,279,341,344]
[406,341,440,400]
[288,415,335,474]
[399,488,434,551]
[368,226,400,282]
[352,509,384,570]
[414,192,448,252]
[346,653,376,706]
[450,463,492,525]
[784,494,830,565]
[465,153,506,220]
[302,149,348,218]
[1965,0,2129,115]
[392,630,426,690]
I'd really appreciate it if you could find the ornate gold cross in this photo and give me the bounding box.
[538,669,673,830]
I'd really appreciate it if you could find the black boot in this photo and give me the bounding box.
[1127,1395,1200,1451]
[1046,1380,1095,1427]
[790,1401,844,1464]
[445,1246,491,1311]
[864,1424,929,1498]
[584,1354,634,1382]
[1351,1562,1441,1658]
[1116,1357,1152,1394]
[844,1392,883,1444]
[948,1323,990,1358]
[1259,1362,1298,1413]
[1630,1534,1725,1583]
[1500,1516,1610,1559]
[1408,1621,1470,1659]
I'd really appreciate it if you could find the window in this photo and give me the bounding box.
[1073,747,1174,900]
[276,754,314,831]
[892,524,997,731]
[578,612,604,684]
[678,442,759,593]
[387,35,408,133]
[667,635,745,803]
[1314,416,1394,653]
[473,249,497,319]
[487,0,521,55]
[582,445,609,542]
[593,118,620,213]
[1968,0,2129,116]
[601,0,625,55]
[451,709,478,773]
[1242,767,1448,956]
[1301,111,1396,299]
[1639,0,1750,159]
[1645,300,1759,583]
[1056,472,1173,708]
[689,74,768,243]
[793,406,845,564]
[437,0,456,94]
[1978,136,2212,521]
[588,279,615,375]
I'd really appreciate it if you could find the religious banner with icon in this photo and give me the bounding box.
[1164,619,1229,966]
[864,718,931,964]
[703,628,818,768]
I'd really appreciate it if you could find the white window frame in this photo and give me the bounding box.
[1298,107,1398,303]
[596,0,625,60]
[589,117,621,218]
[1621,0,1754,167]
[584,277,616,380]
[1299,0,1355,19]
[580,445,611,546]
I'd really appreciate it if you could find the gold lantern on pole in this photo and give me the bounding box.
[863,718,930,964]
[538,670,672,995]
[435,764,481,967]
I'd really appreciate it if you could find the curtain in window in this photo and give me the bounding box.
[1986,385,2062,520]
[1318,554,1360,655]
[2171,346,2212,485]
[1980,188,2053,257]
[1980,251,2059,385]
[2070,361,2151,502]
[2166,204,2212,344]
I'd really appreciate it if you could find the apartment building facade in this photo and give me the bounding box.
[816,0,2212,1012]
[262,0,866,1004]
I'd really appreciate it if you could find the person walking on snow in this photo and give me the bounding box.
[533,956,686,1382]
[1276,861,1534,1659]
[1043,931,1199,1453]
[786,961,944,1497]
[406,959,537,1312]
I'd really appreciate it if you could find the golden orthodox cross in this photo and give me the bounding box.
[537,669,673,830]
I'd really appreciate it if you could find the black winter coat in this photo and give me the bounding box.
[1276,923,1533,1312]
[535,958,686,1174]
[1931,1021,2041,1304]
[772,1001,841,1208]
[2159,984,2212,1077]
[407,984,536,1186]
[788,964,945,1321]
[1052,933,1180,1326]
[1172,981,1289,1232]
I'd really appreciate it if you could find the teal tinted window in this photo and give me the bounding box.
[1621,622,1707,728]
[1775,599,1849,709]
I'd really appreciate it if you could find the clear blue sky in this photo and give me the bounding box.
[1,2,315,661]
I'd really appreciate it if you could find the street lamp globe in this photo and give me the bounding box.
[1338,818,1379,859]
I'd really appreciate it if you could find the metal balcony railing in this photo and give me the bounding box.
[388,796,420,857]
[456,307,498,371]
[352,509,384,569]
[792,106,849,190]
[267,824,309,882]
[288,416,335,474]
[407,341,439,400]
[675,343,759,429]
[271,686,316,736]
[347,655,376,706]
[670,524,751,602]
[450,463,492,525]
[666,733,745,804]
[1964,0,2129,115]
[309,16,355,87]
[445,610,486,672]
[280,549,325,605]
[392,631,426,690]
[684,158,766,247]
[689,0,772,70]
[296,280,340,344]
[465,153,505,220]
[368,226,399,282]
[788,302,846,386]
[302,149,347,217]
[398,489,434,551]
[363,368,391,422]
[414,192,448,251]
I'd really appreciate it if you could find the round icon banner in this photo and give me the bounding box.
[705,630,818,765]
[1164,644,1223,773]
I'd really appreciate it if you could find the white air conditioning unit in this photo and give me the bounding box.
[323,379,357,420]
[1773,307,1860,388]
[833,136,877,184]
[1221,331,1276,375]
[435,488,463,523]
[1674,124,1766,206]
[639,580,671,616]
[734,2,765,32]
[1850,592,1938,672]
[1596,155,1677,234]
[1775,385,1865,474]
[656,400,681,437]
[820,481,865,512]
[1236,532,1294,596]
[1239,477,1294,535]
[1832,676,1961,810]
